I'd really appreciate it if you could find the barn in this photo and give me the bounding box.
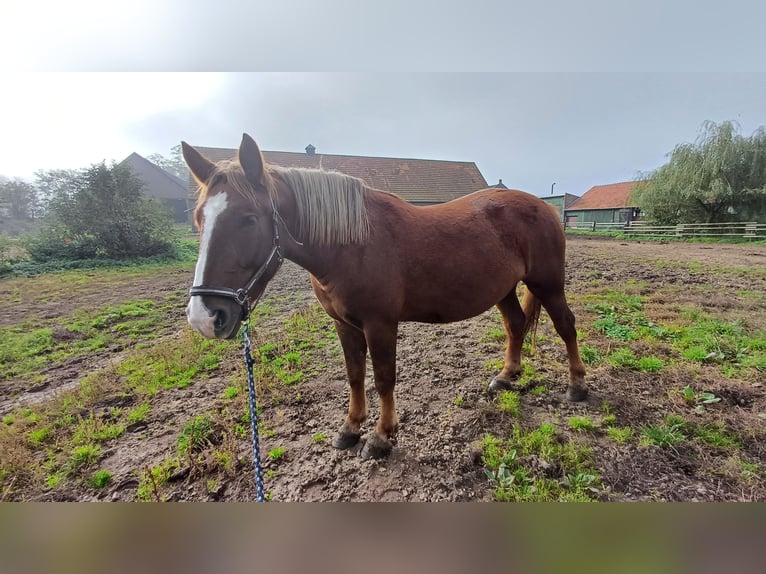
[122,153,190,223]
[541,193,581,223]
[565,181,640,226]
[186,144,488,206]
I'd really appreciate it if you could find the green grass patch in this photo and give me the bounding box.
[568,416,596,432]
[67,444,102,474]
[177,415,215,457]
[516,363,542,387]
[311,433,326,444]
[586,289,671,344]
[126,403,150,425]
[640,416,686,448]
[608,348,664,372]
[606,426,634,443]
[0,327,54,379]
[482,424,599,502]
[481,327,506,344]
[636,356,664,372]
[120,332,227,396]
[497,391,521,417]
[484,358,504,372]
[89,469,113,488]
[136,458,179,502]
[671,310,766,374]
[693,422,741,449]
[72,414,125,444]
[580,345,601,365]
[268,447,286,462]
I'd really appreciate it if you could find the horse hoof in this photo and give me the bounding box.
[332,431,361,450]
[488,378,513,392]
[360,435,392,460]
[566,387,589,402]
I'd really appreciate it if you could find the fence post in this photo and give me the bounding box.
[591,221,596,232]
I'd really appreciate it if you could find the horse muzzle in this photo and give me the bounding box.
[187,296,242,339]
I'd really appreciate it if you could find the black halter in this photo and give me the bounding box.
[189,209,284,320]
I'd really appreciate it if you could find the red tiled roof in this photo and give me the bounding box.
[189,146,488,204]
[568,182,637,210]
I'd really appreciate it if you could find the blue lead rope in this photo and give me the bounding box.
[242,321,266,502]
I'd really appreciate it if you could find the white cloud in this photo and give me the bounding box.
[0,73,223,178]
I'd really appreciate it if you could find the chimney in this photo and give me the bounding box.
[305,144,316,156]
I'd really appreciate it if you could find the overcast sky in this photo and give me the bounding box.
[2,2,765,196]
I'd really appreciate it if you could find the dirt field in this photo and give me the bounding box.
[1,236,764,501]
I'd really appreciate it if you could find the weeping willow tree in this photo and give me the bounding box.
[632,121,766,224]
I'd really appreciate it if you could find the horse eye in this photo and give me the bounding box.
[241,215,259,227]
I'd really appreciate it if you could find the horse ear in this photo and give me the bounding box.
[239,133,266,187]
[181,142,215,185]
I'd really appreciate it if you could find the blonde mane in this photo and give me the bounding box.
[269,166,370,247]
[194,161,370,247]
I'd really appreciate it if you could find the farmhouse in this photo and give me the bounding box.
[565,181,640,226]
[121,153,190,223]
[187,144,488,206]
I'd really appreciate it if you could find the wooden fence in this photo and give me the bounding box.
[565,220,766,239]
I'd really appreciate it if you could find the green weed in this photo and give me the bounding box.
[693,422,741,449]
[28,426,52,445]
[580,345,601,364]
[672,311,766,374]
[482,327,506,344]
[177,415,214,457]
[606,426,634,443]
[482,424,598,502]
[676,385,721,413]
[72,415,125,444]
[640,417,686,448]
[89,469,113,488]
[136,459,179,502]
[497,391,521,417]
[568,416,596,432]
[126,403,150,425]
[268,447,286,462]
[67,444,102,473]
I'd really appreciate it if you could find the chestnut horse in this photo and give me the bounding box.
[183,134,586,459]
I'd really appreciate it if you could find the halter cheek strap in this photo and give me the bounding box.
[189,209,284,320]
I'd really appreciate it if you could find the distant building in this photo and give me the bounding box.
[122,153,190,223]
[540,193,581,222]
[565,182,639,226]
[187,144,488,206]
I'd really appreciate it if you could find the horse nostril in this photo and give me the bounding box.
[214,309,228,331]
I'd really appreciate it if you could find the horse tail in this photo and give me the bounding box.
[521,285,542,353]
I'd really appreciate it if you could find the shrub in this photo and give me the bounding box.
[27,163,179,262]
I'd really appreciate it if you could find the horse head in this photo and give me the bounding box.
[183,134,283,339]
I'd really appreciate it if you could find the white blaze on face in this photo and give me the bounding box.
[187,192,228,337]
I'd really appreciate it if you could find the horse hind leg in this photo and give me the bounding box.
[537,288,588,402]
[489,286,538,392]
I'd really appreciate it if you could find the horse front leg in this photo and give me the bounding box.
[360,322,399,460]
[332,320,368,450]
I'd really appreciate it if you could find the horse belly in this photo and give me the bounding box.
[400,278,511,324]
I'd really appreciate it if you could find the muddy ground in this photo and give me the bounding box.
[1,236,764,501]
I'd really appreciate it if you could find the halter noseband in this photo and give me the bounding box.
[189,208,284,321]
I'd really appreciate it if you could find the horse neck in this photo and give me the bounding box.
[272,185,337,280]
